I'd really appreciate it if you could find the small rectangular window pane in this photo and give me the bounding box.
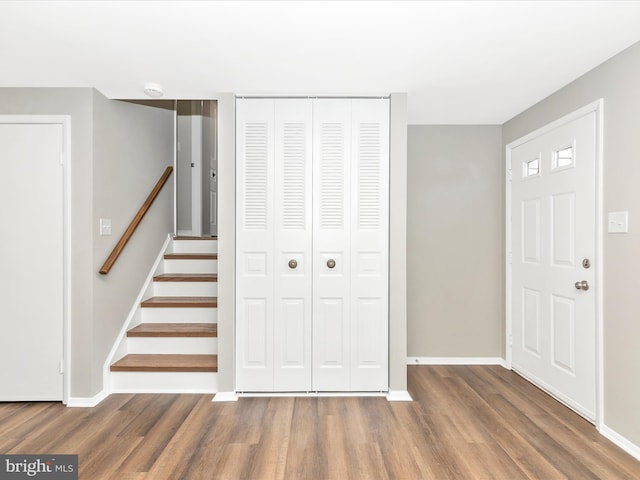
[524,157,540,177]
[554,146,573,169]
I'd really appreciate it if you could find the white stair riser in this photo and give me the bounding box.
[172,239,217,254]
[111,372,217,393]
[164,259,217,274]
[141,307,217,324]
[127,337,217,355]
[153,282,217,297]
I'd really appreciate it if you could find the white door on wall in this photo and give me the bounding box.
[0,121,64,401]
[312,99,352,390]
[236,99,275,391]
[348,99,389,391]
[312,99,389,391]
[274,99,313,391]
[236,97,389,393]
[510,111,596,420]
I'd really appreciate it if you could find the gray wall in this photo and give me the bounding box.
[389,93,409,392]
[92,94,174,394]
[407,125,503,358]
[216,93,236,393]
[176,115,192,231]
[502,40,640,448]
[0,88,95,396]
[203,101,216,236]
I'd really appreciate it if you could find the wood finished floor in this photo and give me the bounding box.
[1,365,639,479]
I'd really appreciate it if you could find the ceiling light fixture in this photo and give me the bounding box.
[143,82,164,98]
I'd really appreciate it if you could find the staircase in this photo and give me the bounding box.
[110,236,218,393]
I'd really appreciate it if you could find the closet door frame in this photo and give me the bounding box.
[236,97,390,393]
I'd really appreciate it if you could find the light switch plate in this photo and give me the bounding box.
[608,211,628,233]
[100,218,112,236]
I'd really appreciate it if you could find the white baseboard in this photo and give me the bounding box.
[212,391,238,402]
[386,390,412,402]
[66,390,108,408]
[408,357,507,367]
[600,424,640,461]
[236,392,386,398]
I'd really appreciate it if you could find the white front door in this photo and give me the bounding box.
[509,110,597,420]
[0,121,65,401]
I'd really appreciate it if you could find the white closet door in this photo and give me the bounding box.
[312,99,352,391]
[236,99,275,391]
[273,100,313,391]
[350,99,389,390]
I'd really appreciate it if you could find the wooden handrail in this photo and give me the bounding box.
[99,166,174,275]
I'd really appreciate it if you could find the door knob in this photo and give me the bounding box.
[575,280,589,291]
[326,259,336,269]
[288,259,298,269]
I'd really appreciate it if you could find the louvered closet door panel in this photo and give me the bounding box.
[312,99,352,391]
[274,100,313,391]
[236,99,275,391]
[350,99,389,391]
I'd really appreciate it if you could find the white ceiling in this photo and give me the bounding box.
[2,1,640,124]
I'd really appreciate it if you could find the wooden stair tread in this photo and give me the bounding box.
[141,296,217,308]
[153,273,218,282]
[111,354,217,372]
[127,323,217,337]
[173,236,218,240]
[164,253,218,260]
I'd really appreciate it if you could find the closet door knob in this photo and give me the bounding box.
[326,259,336,269]
[288,259,298,269]
[574,280,589,291]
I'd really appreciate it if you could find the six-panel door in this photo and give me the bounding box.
[511,112,596,419]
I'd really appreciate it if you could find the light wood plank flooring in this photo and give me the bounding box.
[1,366,639,479]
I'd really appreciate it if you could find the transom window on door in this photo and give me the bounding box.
[523,156,541,178]
[553,145,574,170]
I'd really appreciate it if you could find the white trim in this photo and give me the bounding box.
[506,100,603,149]
[505,143,513,369]
[236,392,388,398]
[102,234,172,397]
[212,391,238,402]
[505,99,604,426]
[386,390,412,401]
[0,115,72,405]
[62,116,72,406]
[66,390,109,408]
[594,100,605,431]
[173,106,178,235]
[408,357,507,367]
[600,425,640,462]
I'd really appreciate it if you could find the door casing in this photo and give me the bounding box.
[505,99,604,428]
[235,97,390,392]
[0,115,71,404]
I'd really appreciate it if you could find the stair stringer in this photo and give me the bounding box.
[101,234,172,397]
